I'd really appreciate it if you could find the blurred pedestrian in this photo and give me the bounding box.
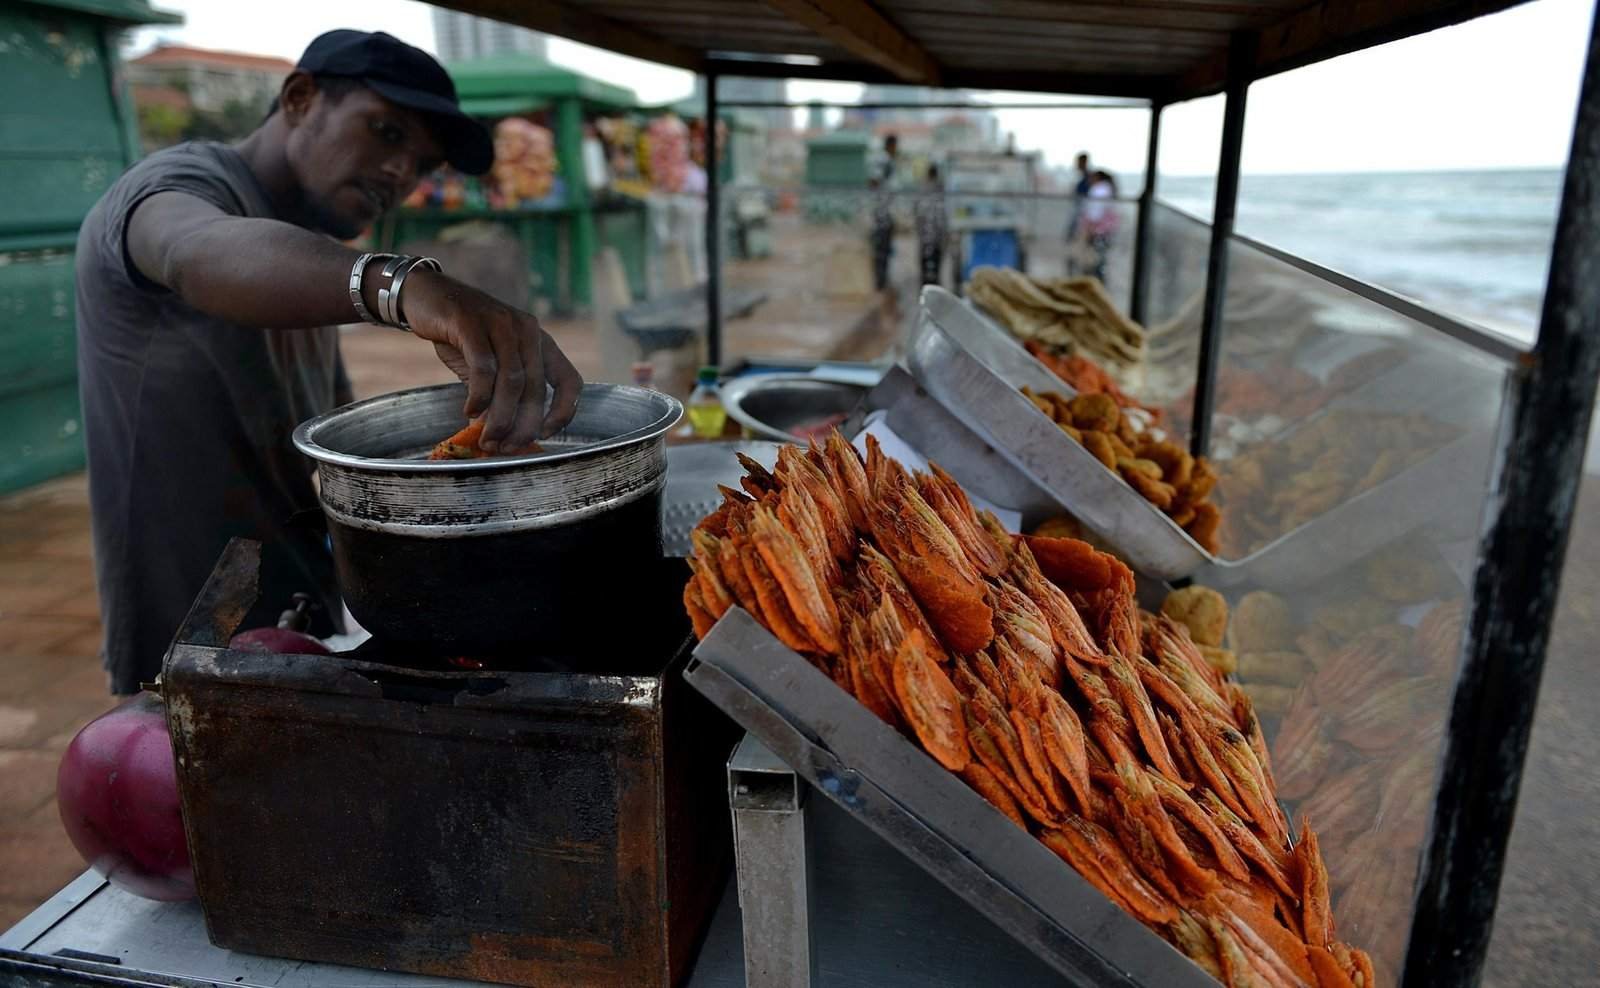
[915,164,948,287]
[1065,151,1092,247]
[869,176,894,292]
[1079,169,1121,283]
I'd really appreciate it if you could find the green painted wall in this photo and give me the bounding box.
[0,2,158,493]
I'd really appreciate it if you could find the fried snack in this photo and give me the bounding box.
[1236,650,1311,688]
[1228,590,1295,653]
[1364,547,1450,605]
[1161,585,1229,647]
[1239,682,1296,719]
[1069,392,1121,433]
[1199,646,1237,678]
[1216,410,1460,555]
[427,419,544,459]
[1020,385,1224,551]
[1030,513,1083,541]
[968,267,1147,372]
[682,430,1367,981]
[891,629,970,771]
[1081,429,1118,469]
[1024,341,1161,418]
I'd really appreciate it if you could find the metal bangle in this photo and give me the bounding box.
[348,252,394,324]
[376,254,410,328]
[390,256,442,331]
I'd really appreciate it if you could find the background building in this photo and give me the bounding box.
[431,10,547,63]
[126,45,291,114]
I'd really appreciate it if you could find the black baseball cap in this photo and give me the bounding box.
[297,29,493,175]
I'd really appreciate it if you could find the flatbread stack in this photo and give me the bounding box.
[966,267,1147,373]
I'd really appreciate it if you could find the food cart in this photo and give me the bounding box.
[6,2,1598,986]
[945,149,1040,280]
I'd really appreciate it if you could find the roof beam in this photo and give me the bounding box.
[1169,0,1529,101]
[705,56,1161,100]
[759,0,942,85]
[430,1,705,72]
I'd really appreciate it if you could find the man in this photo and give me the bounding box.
[75,30,582,693]
[914,163,947,288]
[1066,151,1093,275]
[868,133,899,293]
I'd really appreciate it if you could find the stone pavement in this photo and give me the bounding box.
[0,474,115,927]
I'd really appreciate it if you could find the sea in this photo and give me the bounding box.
[1157,168,1564,345]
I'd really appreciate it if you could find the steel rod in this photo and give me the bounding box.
[705,71,722,369]
[1188,32,1253,458]
[1151,198,1526,363]
[1402,12,1600,986]
[1129,103,1162,325]
[715,100,1147,110]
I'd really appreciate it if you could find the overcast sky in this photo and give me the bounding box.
[127,0,1594,176]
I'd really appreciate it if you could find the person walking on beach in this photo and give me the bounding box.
[915,163,948,288]
[1079,169,1121,283]
[868,133,899,294]
[1066,151,1092,247]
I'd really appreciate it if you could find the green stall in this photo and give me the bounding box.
[0,0,179,495]
[373,56,648,313]
[803,130,870,223]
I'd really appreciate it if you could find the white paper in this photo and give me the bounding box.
[854,412,1024,532]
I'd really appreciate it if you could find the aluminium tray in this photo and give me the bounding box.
[908,286,1213,580]
[683,608,1218,988]
[909,286,1503,589]
[663,441,783,556]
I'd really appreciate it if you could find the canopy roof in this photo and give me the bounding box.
[449,55,640,115]
[430,0,1529,102]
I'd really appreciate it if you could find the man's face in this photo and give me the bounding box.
[285,85,444,238]
[1076,154,1089,174]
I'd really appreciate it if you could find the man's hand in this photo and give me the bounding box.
[399,269,583,452]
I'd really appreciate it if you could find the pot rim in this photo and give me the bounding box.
[293,383,683,474]
[719,374,868,443]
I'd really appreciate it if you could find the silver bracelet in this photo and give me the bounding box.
[348,252,395,324]
[390,256,442,331]
[376,254,408,328]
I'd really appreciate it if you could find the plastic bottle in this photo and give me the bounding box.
[686,366,728,439]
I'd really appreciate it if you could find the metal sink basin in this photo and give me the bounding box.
[719,375,869,443]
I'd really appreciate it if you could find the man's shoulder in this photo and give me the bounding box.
[118,141,239,186]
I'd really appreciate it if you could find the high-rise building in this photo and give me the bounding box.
[431,10,548,63]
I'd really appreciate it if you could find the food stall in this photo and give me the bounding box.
[5,2,1598,987]
[370,55,649,311]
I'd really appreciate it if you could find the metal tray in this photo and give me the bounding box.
[683,608,1218,988]
[663,441,784,556]
[908,286,1213,580]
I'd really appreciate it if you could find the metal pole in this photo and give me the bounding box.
[729,735,815,988]
[1129,103,1163,325]
[1188,32,1254,458]
[1402,15,1600,987]
[704,71,722,369]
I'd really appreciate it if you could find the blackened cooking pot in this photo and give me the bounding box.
[292,383,682,659]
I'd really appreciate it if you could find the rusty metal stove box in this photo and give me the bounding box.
[162,540,736,988]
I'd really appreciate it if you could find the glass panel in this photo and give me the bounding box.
[1199,232,1514,980]
[722,186,1138,368]
[1133,201,1213,446]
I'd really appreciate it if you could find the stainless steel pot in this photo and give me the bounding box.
[719,375,868,442]
[293,383,682,657]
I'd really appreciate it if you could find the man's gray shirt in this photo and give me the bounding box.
[75,142,349,693]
